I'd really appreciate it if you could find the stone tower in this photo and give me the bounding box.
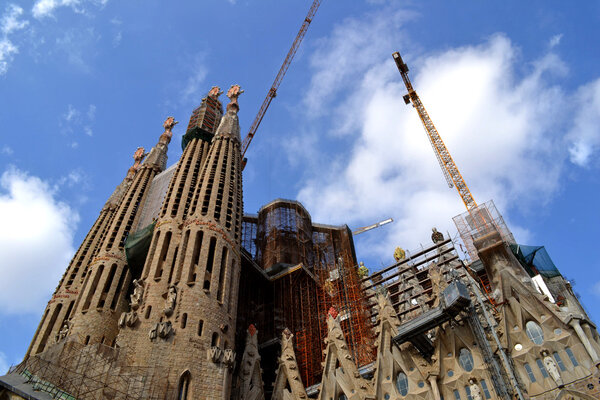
[65,119,175,347]
[118,85,244,399]
[25,147,145,357]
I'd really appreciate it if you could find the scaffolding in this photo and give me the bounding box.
[363,237,468,323]
[11,340,171,399]
[452,200,515,262]
[239,199,375,388]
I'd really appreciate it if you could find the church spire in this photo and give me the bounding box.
[26,146,146,356]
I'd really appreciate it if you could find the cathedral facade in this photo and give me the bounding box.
[1,86,599,400]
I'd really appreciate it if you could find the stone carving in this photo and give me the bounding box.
[208,86,223,98]
[55,321,70,342]
[428,264,447,308]
[208,346,223,363]
[223,349,236,367]
[468,378,483,400]
[119,311,138,328]
[163,285,177,316]
[394,246,406,262]
[149,323,158,340]
[159,116,178,145]
[157,321,173,339]
[132,147,145,171]
[130,279,144,310]
[542,350,564,387]
[358,261,369,278]
[226,84,244,111]
[431,227,444,243]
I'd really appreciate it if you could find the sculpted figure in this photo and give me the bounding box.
[542,350,563,387]
[394,246,406,262]
[163,285,177,316]
[157,321,173,338]
[56,321,70,342]
[468,379,482,400]
[431,227,444,244]
[149,323,158,340]
[226,84,244,110]
[358,261,369,278]
[118,312,127,328]
[130,279,144,310]
[428,264,446,308]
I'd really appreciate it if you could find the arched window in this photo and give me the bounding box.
[178,370,191,400]
[211,332,219,347]
[525,321,544,345]
[395,371,408,396]
[458,348,474,372]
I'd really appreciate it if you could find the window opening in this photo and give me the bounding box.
[525,321,544,345]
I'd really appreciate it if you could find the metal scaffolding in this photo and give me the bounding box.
[11,340,170,399]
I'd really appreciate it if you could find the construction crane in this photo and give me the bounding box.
[392,51,477,212]
[240,0,322,166]
[352,218,393,235]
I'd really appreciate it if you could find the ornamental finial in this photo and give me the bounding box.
[226,84,244,112]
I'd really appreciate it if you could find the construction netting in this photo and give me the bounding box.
[124,221,156,274]
[510,244,560,278]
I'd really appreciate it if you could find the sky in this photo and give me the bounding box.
[0,0,599,373]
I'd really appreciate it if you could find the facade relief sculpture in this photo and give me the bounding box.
[163,285,177,316]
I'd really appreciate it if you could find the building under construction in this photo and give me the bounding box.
[2,8,600,398]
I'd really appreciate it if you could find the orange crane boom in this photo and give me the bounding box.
[240,0,322,162]
[392,51,478,211]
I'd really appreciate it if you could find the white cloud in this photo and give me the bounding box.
[32,0,80,19]
[549,33,563,48]
[0,167,78,314]
[291,9,596,264]
[1,4,28,35]
[61,103,97,140]
[86,104,96,120]
[32,0,109,19]
[0,37,17,75]
[63,104,80,122]
[1,145,13,155]
[172,53,209,107]
[567,78,600,167]
[0,4,29,76]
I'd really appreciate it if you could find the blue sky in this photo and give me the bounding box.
[0,0,599,372]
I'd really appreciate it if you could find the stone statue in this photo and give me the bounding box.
[56,321,70,342]
[542,350,563,387]
[163,285,177,316]
[428,264,446,308]
[394,247,406,262]
[119,311,139,328]
[130,279,144,310]
[119,312,127,328]
[431,227,444,244]
[157,321,173,339]
[357,261,369,278]
[149,323,159,340]
[468,379,482,400]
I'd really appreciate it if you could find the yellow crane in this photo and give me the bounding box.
[392,51,478,212]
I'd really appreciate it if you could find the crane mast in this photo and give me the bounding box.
[240,0,322,162]
[392,51,478,211]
